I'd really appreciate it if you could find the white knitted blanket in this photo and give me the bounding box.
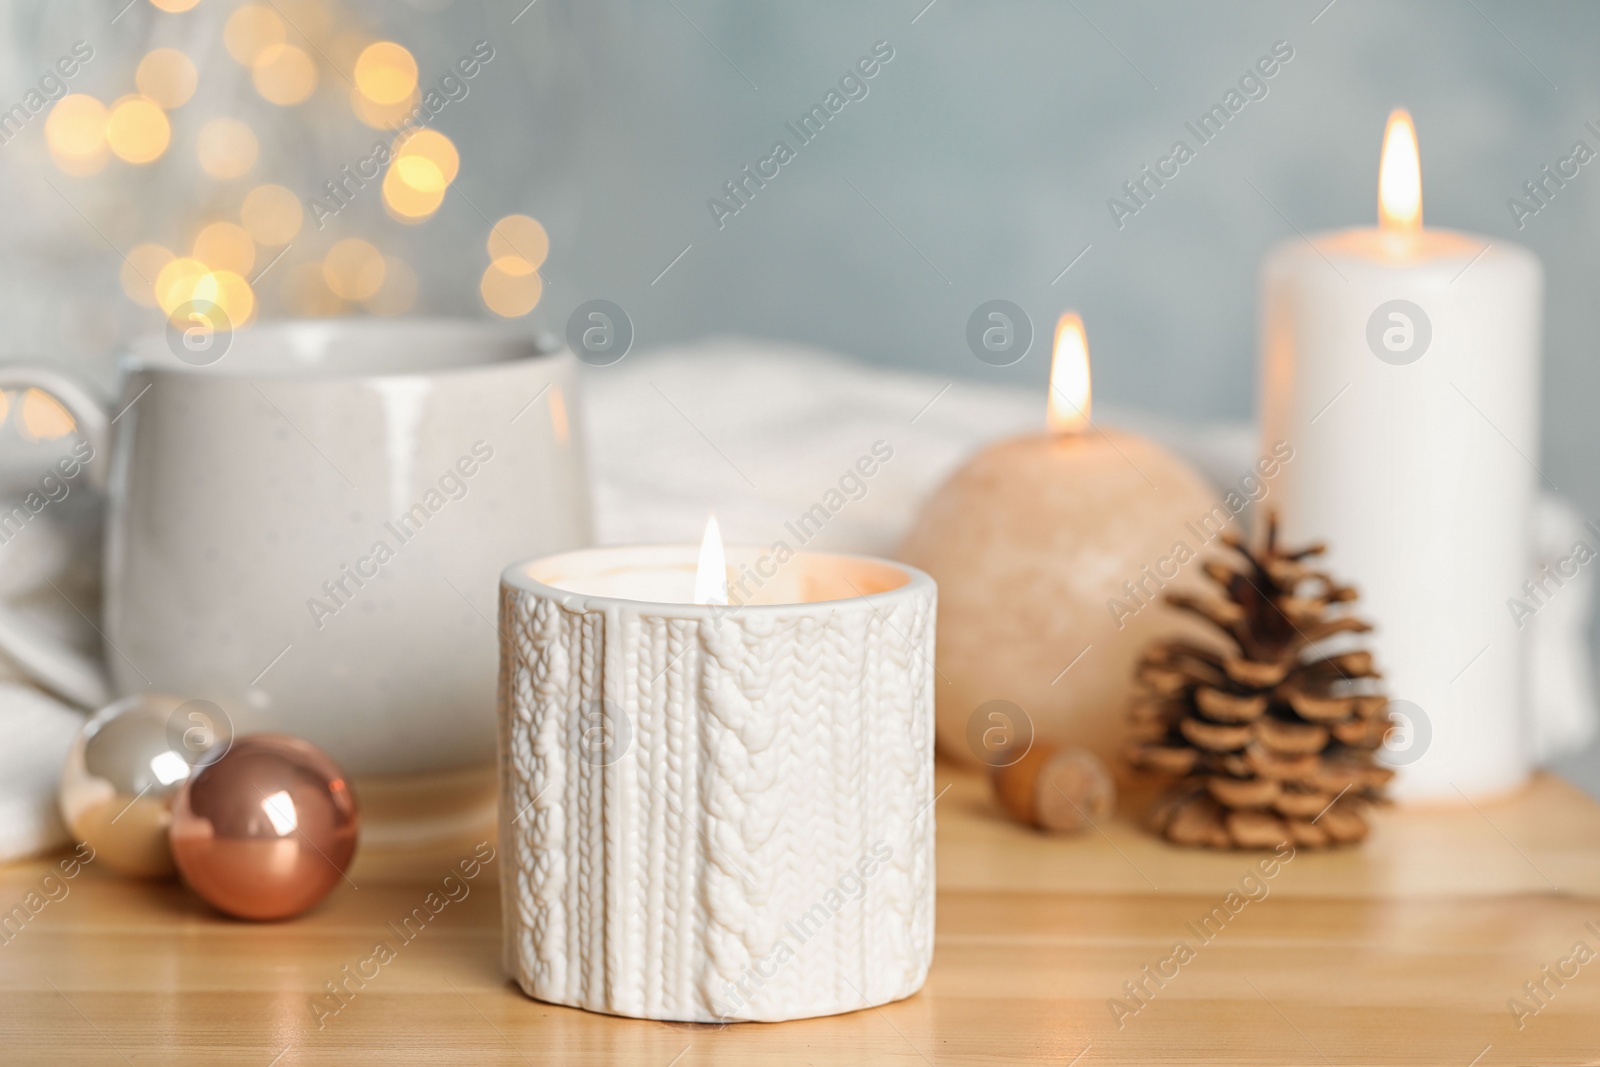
[581,338,1597,767]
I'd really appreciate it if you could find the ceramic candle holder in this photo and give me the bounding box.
[496,546,936,1023]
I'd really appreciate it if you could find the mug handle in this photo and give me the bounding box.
[0,365,114,709]
[0,366,111,490]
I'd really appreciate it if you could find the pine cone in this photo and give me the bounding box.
[1125,513,1395,850]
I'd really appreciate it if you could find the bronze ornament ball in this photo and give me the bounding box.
[170,733,359,921]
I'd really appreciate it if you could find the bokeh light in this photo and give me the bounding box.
[154,256,209,315]
[240,184,303,245]
[136,48,198,109]
[191,270,256,328]
[224,5,286,66]
[193,221,256,276]
[364,257,417,316]
[197,117,258,179]
[19,389,76,442]
[148,0,202,12]
[354,42,417,105]
[106,96,171,164]
[395,154,444,192]
[494,255,536,277]
[381,165,445,221]
[252,43,317,106]
[487,215,549,269]
[121,244,175,308]
[394,129,459,186]
[322,238,386,300]
[382,130,457,221]
[480,259,543,318]
[45,95,109,176]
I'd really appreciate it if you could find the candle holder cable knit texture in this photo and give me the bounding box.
[496,559,936,1023]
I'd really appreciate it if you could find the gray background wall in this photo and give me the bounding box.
[446,0,1599,512]
[9,0,1596,473]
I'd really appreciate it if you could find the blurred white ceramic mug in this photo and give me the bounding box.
[0,319,592,843]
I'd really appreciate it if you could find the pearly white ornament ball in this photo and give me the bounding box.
[58,693,231,877]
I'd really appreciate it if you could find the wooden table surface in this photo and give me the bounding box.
[3,765,1599,1066]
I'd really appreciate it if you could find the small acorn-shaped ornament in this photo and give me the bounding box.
[992,743,1115,834]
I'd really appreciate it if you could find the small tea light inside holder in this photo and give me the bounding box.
[497,521,936,1023]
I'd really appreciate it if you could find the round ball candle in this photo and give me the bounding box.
[497,524,935,1023]
[900,315,1223,772]
[1260,110,1542,801]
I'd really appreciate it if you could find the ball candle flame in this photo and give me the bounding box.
[900,313,1223,772]
[1047,312,1092,434]
[1260,109,1542,800]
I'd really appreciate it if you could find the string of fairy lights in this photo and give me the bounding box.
[40,0,549,333]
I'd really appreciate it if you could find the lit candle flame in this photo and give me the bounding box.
[694,513,728,605]
[1046,312,1092,434]
[1378,108,1422,232]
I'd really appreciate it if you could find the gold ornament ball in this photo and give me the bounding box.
[170,734,359,921]
[58,694,231,878]
[899,429,1222,772]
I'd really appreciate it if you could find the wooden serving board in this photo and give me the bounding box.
[2,767,1598,1065]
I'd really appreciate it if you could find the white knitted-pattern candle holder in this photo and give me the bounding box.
[497,546,936,1022]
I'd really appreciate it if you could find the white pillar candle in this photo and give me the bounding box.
[497,539,936,1022]
[1260,110,1542,801]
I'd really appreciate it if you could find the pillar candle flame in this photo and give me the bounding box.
[1046,312,1092,434]
[1378,108,1422,232]
[694,513,728,605]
